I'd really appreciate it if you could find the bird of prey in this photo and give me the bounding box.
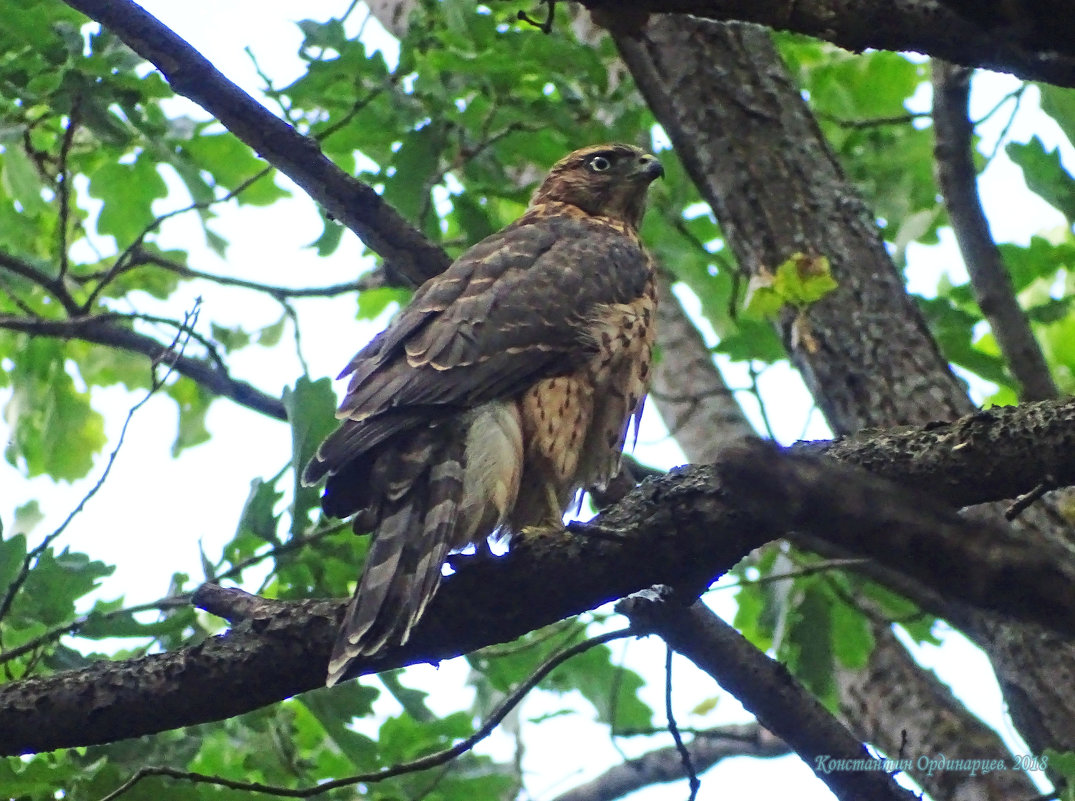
[304,143,663,686]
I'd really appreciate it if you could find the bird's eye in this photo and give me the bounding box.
[589,155,613,172]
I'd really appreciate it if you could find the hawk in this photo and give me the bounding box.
[304,143,663,686]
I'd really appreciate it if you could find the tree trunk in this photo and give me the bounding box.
[614,13,1066,796]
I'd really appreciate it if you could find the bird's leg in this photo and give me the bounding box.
[517,482,570,542]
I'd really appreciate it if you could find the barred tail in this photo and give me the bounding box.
[325,431,464,686]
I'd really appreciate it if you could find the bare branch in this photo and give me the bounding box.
[576,0,1075,89]
[931,60,1058,402]
[130,251,383,299]
[0,250,80,316]
[0,313,286,420]
[552,723,789,801]
[62,0,450,288]
[0,303,197,641]
[617,592,918,801]
[82,167,275,311]
[663,644,700,800]
[97,627,637,801]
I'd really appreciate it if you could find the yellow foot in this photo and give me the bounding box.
[516,519,571,545]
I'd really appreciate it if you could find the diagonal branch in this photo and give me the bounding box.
[2,396,1075,755]
[0,314,286,420]
[61,0,450,288]
[617,593,919,801]
[931,60,1058,402]
[551,723,790,801]
[574,0,1075,89]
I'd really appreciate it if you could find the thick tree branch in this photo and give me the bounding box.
[577,0,1075,89]
[0,314,286,420]
[62,0,450,288]
[3,397,1075,755]
[552,723,790,801]
[618,594,918,801]
[931,60,1058,402]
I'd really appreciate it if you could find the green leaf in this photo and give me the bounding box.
[1006,136,1075,221]
[1045,750,1075,786]
[12,500,44,536]
[782,580,836,708]
[235,477,283,545]
[356,286,412,321]
[4,337,106,480]
[13,546,113,627]
[257,316,287,347]
[299,683,380,769]
[999,236,1075,293]
[0,532,27,598]
[714,319,786,364]
[181,133,285,206]
[309,214,344,256]
[917,296,1014,389]
[88,153,168,246]
[165,376,212,456]
[380,669,435,722]
[745,254,838,317]
[1,145,48,214]
[382,124,442,231]
[283,376,338,536]
[542,643,653,730]
[210,322,251,351]
[1039,84,1075,151]
[830,594,874,670]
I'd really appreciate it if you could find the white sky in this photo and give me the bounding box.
[3,2,1072,798]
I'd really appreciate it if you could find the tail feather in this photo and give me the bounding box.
[326,430,465,686]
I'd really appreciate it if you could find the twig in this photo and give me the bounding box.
[0,313,286,420]
[97,627,639,801]
[0,301,198,631]
[664,644,700,801]
[745,362,777,440]
[0,595,192,665]
[56,98,80,282]
[0,250,81,316]
[517,0,556,34]
[80,251,382,299]
[985,85,1027,161]
[712,557,870,593]
[63,0,451,287]
[83,167,274,311]
[1005,476,1054,520]
[815,111,930,129]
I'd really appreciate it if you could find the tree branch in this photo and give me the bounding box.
[577,0,1075,89]
[0,314,286,420]
[617,593,918,801]
[61,0,450,288]
[2,396,1074,755]
[551,723,790,801]
[931,60,1058,402]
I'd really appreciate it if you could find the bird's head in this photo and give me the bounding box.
[530,143,664,229]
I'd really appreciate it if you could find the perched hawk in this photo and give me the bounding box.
[304,143,663,686]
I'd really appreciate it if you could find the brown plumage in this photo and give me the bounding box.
[303,144,663,686]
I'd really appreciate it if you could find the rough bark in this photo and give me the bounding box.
[575,0,1075,88]
[611,14,1060,796]
[3,404,1073,756]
